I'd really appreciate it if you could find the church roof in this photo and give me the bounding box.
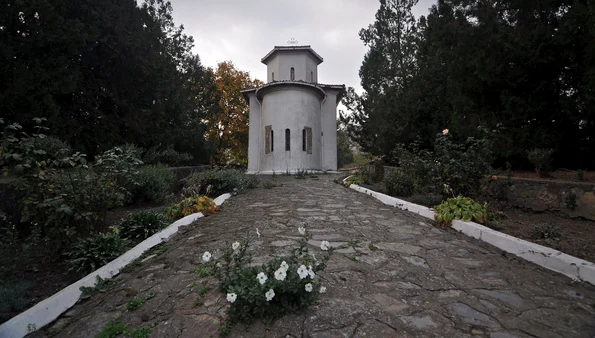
[241,80,345,103]
[261,45,324,65]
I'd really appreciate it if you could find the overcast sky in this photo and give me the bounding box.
[166,0,436,94]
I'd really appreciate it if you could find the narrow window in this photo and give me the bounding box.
[311,71,313,82]
[302,129,306,151]
[271,129,274,152]
[265,125,272,154]
[272,72,275,81]
[290,67,295,81]
[306,127,312,154]
[285,129,290,151]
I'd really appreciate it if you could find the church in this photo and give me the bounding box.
[241,44,344,174]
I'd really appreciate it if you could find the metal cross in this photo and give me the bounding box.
[287,37,298,45]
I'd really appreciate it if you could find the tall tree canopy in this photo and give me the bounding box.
[205,61,263,165]
[344,0,595,169]
[0,0,218,162]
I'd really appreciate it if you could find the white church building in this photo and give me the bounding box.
[241,45,344,174]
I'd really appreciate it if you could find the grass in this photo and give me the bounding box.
[126,291,156,311]
[193,265,211,277]
[97,319,152,338]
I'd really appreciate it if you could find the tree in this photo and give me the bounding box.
[205,61,263,165]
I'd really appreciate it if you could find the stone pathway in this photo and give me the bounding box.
[37,176,595,338]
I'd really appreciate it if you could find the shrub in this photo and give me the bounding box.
[130,165,174,203]
[200,228,333,334]
[0,281,31,322]
[434,196,489,226]
[167,195,219,220]
[344,175,364,186]
[532,223,562,239]
[66,228,129,273]
[183,169,259,197]
[407,194,444,208]
[385,170,414,197]
[143,145,193,167]
[118,211,170,240]
[528,148,554,177]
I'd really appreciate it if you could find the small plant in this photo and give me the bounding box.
[97,319,127,338]
[66,228,130,273]
[194,265,211,277]
[126,291,155,311]
[118,211,170,240]
[79,276,113,301]
[263,181,282,189]
[577,169,585,181]
[527,148,554,177]
[167,194,219,219]
[197,286,210,296]
[532,223,562,239]
[295,168,308,179]
[344,175,364,186]
[434,196,489,226]
[565,192,578,210]
[126,326,152,338]
[183,168,259,197]
[384,170,415,197]
[203,229,333,334]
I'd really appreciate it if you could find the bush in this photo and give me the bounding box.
[118,211,170,240]
[166,195,219,220]
[143,145,193,167]
[532,223,562,239]
[31,136,72,159]
[434,196,489,226]
[0,281,31,322]
[199,228,333,334]
[66,229,129,273]
[407,194,444,208]
[344,175,364,186]
[130,165,175,203]
[385,170,415,197]
[528,148,554,177]
[183,169,259,197]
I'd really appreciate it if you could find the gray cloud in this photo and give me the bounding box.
[168,0,436,94]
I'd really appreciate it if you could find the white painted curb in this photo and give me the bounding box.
[344,182,595,286]
[0,193,232,338]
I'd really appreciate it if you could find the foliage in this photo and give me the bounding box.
[532,223,562,240]
[393,127,496,197]
[384,170,414,197]
[337,129,355,168]
[202,229,332,334]
[528,148,555,177]
[66,228,129,273]
[0,0,218,162]
[205,61,264,165]
[0,281,31,322]
[97,319,151,338]
[564,192,578,211]
[343,0,595,170]
[130,165,175,203]
[344,175,364,186]
[126,292,155,311]
[167,195,219,220]
[142,145,194,167]
[183,168,259,197]
[434,196,489,226]
[118,211,170,240]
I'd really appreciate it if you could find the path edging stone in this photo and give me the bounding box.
[0,193,232,338]
[345,182,595,286]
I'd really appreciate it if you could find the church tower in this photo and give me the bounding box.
[241,44,344,173]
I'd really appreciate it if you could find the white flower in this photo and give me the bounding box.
[307,265,315,279]
[297,265,309,279]
[256,272,268,285]
[34,12,39,20]
[142,23,147,28]
[265,288,275,301]
[298,226,306,235]
[442,128,449,135]
[226,293,237,303]
[305,283,313,292]
[232,241,240,251]
[280,261,289,271]
[274,268,287,281]
[202,251,211,262]
[320,241,330,251]
[319,286,327,293]
[18,12,25,23]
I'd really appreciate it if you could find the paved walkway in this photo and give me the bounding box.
[38,176,595,338]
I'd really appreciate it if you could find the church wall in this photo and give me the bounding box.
[266,55,279,82]
[321,89,339,171]
[305,54,319,83]
[277,52,309,82]
[259,86,322,172]
[247,93,261,173]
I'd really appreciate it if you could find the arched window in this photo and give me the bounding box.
[290,67,295,81]
[302,129,306,151]
[272,72,275,81]
[311,71,314,82]
[285,129,290,151]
